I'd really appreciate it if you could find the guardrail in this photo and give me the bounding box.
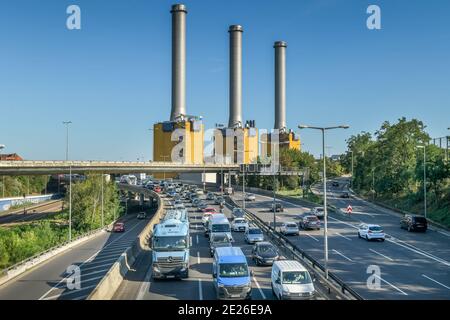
[87,188,165,300]
[226,196,364,300]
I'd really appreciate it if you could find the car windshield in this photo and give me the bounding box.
[286,224,297,228]
[282,271,312,284]
[153,236,187,251]
[235,219,246,224]
[249,229,262,234]
[212,224,230,232]
[219,263,248,278]
[316,208,324,212]
[307,217,318,221]
[212,234,230,243]
[369,226,382,231]
[258,245,277,255]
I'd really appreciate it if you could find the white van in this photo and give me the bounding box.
[271,260,315,300]
[208,214,232,240]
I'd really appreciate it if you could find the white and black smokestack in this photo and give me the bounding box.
[170,4,187,121]
[274,41,287,131]
[228,25,243,128]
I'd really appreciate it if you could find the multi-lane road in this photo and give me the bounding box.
[0,201,154,300]
[231,180,450,300]
[0,200,64,225]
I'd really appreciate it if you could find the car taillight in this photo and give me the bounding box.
[368,230,372,233]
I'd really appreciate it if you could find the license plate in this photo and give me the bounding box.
[231,294,240,298]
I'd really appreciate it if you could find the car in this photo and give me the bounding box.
[300,215,321,230]
[340,192,350,198]
[244,193,256,201]
[197,202,208,211]
[196,189,204,196]
[252,242,279,266]
[153,186,162,193]
[202,207,217,214]
[232,207,245,218]
[202,212,213,225]
[271,260,315,300]
[113,222,125,232]
[311,207,324,219]
[231,218,249,232]
[209,232,233,257]
[206,192,216,200]
[215,196,225,206]
[331,181,339,187]
[400,215,428,232]
[357,224,385,241]
[192,198,201,206]
[137,212,147,219]
[174,202,185,210]
[245,227,264,244]
[271,202,284,212]
[280,222,299,236]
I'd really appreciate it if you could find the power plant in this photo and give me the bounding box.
[153,4,300,171]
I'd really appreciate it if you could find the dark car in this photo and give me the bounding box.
[340,192,350,198]
[271,202,284,212]
[300,215,321,230]
[400,215,428,232]
[251,242,279,266]
[332,181,339,187]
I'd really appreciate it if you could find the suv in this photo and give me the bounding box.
[280,222,299,236]
[271,202,284,212]
[300,216,320,230]
[400,215,428,232]
[311,207,324,218]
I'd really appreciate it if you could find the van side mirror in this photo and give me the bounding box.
[213,272,217,278]
[250,270,254,277]
[275,278,281,284]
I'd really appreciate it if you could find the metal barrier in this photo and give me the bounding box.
[226,196,364,300]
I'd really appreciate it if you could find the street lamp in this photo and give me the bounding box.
[417,145,427,219]
[298,124,349,280]
[63,121,72,241]
[148,128,154,162]
[0,144,5,198]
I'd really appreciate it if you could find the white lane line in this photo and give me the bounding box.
[369,249,394,262]
[196,234,199,245]
[198,279,203,300]
[437,230,450,237]
[305,233,319,242]
[332,249,353,262]
[422,274,450,290]
[252,276,266,299]
[80,261,116,273]
[137,265,153,300]
[197,251,201,264]
[39,219,144,300]
[43,283,99,300]
[335,232,352,241]
[373,274,408,296]
[190,236,192,246]
[386,238,450,267]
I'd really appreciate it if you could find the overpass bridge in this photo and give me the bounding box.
[0,161,239,175]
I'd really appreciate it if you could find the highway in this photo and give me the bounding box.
[0,200,64,225]
[0,201,154,300]
[230,181,450,300]
[113,193,333,300]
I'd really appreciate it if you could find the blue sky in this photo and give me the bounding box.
[0,0,449,160]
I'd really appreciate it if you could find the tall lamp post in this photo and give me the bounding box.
[298,124,349,279]
[0,144,5,198]
[148,128,154,162]
[417,145,427,219]
[63,121,72,241]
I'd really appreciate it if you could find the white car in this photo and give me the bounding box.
[280,222,299,236]
[231,218,249,232]
[311,207,324,218]
[244,193,256,201]
[358,224,385,241]
[202,212,213,225]
[245,227,264,243]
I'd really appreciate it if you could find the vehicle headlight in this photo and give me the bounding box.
[152,264,160,272]
[282,290,290,295]
[218,283,225,288]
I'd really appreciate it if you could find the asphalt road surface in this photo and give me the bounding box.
[232,180,450,300]
[0,202,154,300]
[0,200,64,225]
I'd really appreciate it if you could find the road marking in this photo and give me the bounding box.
[373,274,408,296]
[335,232,352,241]
[198,279,203,300]
[39,219,144,300]
[196,234,199,245]
[332,249,353,262]
[369,249,394,262]
[190,236,192,246]
[252,276,266,299]
[197,251,201,264]
[43,284,99,300]
[422,274,450,290]
[305,233,319,242]
[437,230,450,237]
[137,264,153,300]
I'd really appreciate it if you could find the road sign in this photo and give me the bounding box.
[347,205,353,214]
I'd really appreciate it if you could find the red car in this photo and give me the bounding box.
[113,222,125,232]
[202,207,217,213]
[153,186,162,193]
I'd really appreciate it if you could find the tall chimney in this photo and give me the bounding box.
[170,4,187,121]
[228,25,243,128]
[274,41,287,131]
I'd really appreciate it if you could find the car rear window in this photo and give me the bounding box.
[287,223,297,228]
[369,226,382,231]
[307,216,318,221]
[249,228,262,234]
[413,217,427,223]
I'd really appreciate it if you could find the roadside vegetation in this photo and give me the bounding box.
[340,118,450,227]
[0,176,50,198]
[0,174,122,270]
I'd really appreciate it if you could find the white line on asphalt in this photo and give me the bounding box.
[190,236,192,246]
[198,279,203,300]
[39,219,144,300]
[335,232,352,241]
[373,274,408,296]
[332,249,353,262]
[80,261,116,273]
[437,230,450,237]
[369,249,394,262]
[80,268,110,278]
[197,251,201,264]
[305,233,319,242]
[43,283,99,300]
[196,234,199,245]
[422,274,450,290]
[386,238,450,267]
[137,265,153,300]
[252,276,266,299]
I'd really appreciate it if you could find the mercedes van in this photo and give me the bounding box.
[271,260,315,300]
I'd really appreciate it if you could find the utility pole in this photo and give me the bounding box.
[299,124,349,280]
[101,174,104,228]
[242,164,246,210]
[0,144,5,198]
[63,121,73,241]
[417,145,427,219]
